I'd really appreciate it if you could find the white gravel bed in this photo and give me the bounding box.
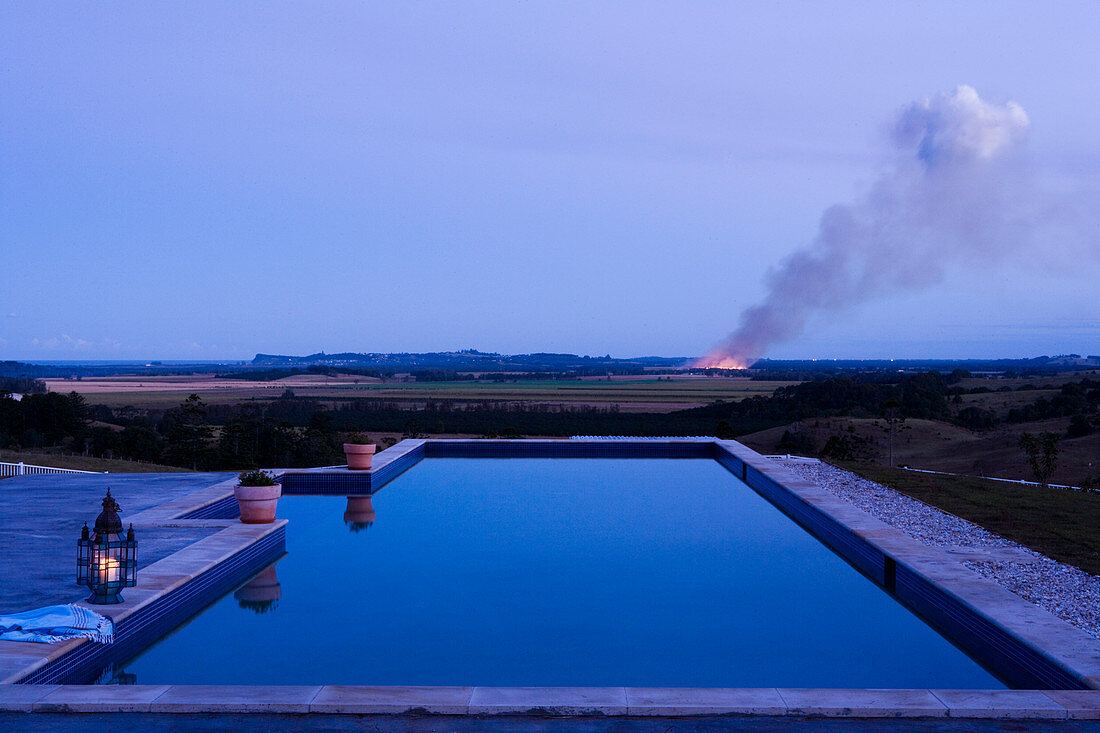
[773,458,1100,640]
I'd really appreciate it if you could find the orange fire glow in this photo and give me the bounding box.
[691,355,750,370]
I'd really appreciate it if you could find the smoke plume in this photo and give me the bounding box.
[696,86,1032,369]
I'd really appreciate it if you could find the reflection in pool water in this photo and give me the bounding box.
[344,495,375,533]
[233,564,281,614]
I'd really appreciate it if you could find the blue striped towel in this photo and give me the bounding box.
[0,604,114,644]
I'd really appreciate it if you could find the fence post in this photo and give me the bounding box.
[17,461,24,476]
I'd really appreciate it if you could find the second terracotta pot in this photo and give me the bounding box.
[343,443,377,470]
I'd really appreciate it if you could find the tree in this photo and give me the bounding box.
[163,394,213,469]
[876,398,909,467]
[820,432,873,462]
[956,406,996,431]
[217,407,262,469]
[16,391,89,447]
[1018,432,1060,488]
[1067,414,1096,438]
[120,426,164,463]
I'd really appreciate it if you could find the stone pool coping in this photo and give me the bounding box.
[2,438,1099,721]
[0,685,1099,719]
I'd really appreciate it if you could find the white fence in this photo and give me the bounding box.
[0,461,105,478]
[764,454,822,463]
[899,465,1086,491]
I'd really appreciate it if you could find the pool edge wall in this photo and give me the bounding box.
[9,521,286,685]
[3,437,1099,722]
[282,437,1099,690]
[714,439,1100,691]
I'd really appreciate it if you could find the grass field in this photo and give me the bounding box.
[0,449,193,476]
[836,461,1100,576]
[45,374,798,412]
[740,416,1100,487]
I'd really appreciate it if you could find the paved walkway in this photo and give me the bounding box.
[0,472,233,612]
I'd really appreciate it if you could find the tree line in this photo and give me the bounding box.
[2,372,1095,472]
[0,392,346,470]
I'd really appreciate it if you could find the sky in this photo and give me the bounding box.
[2,2,1098,361]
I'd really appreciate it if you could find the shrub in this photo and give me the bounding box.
[237,469,277,486]
[777,427,816,455]
[1067,414,1096,438]
[820,433,873,462]
[1018,432,1060,488]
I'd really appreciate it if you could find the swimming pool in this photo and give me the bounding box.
[96,458,1004,688]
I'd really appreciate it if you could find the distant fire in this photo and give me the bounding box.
[691,354,750,370]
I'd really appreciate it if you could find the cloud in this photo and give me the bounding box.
[30,334,121,351]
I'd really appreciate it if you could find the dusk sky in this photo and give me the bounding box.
[3,2,1098,361]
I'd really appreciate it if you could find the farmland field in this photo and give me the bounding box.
[44,374,799,412]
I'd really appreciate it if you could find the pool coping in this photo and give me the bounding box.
[1,684,1098,719]
[2,438,1099,721]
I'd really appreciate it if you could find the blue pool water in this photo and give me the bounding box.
[103,459,1004,687]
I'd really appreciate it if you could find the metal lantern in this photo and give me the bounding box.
[77,488,137,604]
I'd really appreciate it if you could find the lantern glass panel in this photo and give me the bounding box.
[79,490,136,604]
[77,533,91,585]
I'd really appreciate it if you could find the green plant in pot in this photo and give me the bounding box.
[234,469,281,524]
[343,433,377,471]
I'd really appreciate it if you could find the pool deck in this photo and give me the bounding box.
[0,472,234,613]
[1,439,1099,726]
[0,472,285,685]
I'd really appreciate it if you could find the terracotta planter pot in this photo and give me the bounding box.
[234,483,281,524]
[343,443,377,470]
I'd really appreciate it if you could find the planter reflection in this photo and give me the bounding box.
[344,495,376,533]
[234,564,281,614]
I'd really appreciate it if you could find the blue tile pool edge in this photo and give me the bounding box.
[2,437,1097,717]
[712,440,1100,691]
[284,437,1099,690]
[279,439,427,495]
[280,439,717,495]
[9,522,286,685]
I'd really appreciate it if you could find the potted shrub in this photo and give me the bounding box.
[234,470,281,524]
[343,433,377,471]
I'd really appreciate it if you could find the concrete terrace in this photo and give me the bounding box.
[0,472,234,612]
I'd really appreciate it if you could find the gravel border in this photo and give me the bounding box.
[773,458,1100,640]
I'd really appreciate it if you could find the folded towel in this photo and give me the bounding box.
[0,604,114,644]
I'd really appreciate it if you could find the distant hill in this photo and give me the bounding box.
[250,350,689,373]
[3,352,1096,380]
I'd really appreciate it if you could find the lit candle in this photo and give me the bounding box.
[96,557,120,584]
